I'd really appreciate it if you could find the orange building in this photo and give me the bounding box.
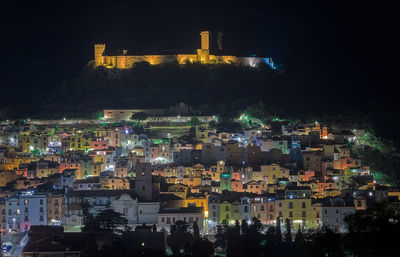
[231,180,244,192]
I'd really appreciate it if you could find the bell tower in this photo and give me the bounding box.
[94,44,106,66]
[135,162,153,201]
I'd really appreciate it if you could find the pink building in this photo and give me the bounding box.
[91,138,109,150]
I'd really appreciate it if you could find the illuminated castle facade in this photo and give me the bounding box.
[94,31,275,69]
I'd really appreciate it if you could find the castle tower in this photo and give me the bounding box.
[217,31,223,50]
[94,44,106,66]
[200,31,210,50]
[198,31,210,63]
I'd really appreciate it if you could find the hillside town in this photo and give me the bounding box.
[0,106,397,256]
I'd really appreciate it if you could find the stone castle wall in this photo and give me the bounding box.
[94,31,275,69]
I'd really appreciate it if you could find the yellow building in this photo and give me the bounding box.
[184,195,208,213]
[100,176,130,190]
[36,161,59,178]
[182,176,202,187]
[310,202,321,229]
[90,162,104,176]
[261,164,289,184]
[165,177,178,184]
[210,161,225,182]
[17,133,31,152]
[276,198,313,229]
[231,201,242,222]
[195,127,209,142]
[1,155,37,170]
[70,131,92,152]
[252,171,263,181]
[92,154,106,165]
[165,184,188,199]
[219,201,232,224]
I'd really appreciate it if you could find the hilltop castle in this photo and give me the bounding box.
[94,31,275,69]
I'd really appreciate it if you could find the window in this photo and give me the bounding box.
[24,200,29,205]
[8,209,11,215]
[289,202,293,209]
[25,207,28,213]
[40,216,44,222]
[302,202,306,208]
[24,216,29,222]
[289,211,293,218]
[40,207,43,213]
[225,206,229,211]
[166,217,171,224]
[302,211,306,218]
[261,205,265,211]
[40,199,43,205]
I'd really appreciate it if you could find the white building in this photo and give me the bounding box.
[138,202,159,225]
[111,193,159,226]
[5,192,47,233]
[321,197,355,233]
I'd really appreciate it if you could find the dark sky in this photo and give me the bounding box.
[0,0,398,109]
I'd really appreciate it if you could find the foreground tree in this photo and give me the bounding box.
[285,218,292,243]
[83,209,128,233]
[188,117,201,127]
[167,220,194,255]
[130,112,148,123]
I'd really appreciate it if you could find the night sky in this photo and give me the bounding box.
[0,1,398,110]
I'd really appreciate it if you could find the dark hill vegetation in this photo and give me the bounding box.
[0,62,395,143]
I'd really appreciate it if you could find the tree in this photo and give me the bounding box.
[193,221,200,240]
[241,219,248,235]
[263,227,280,257]
[83,209,128,233]
[189,117,201,127]
[130,112,148,123]
[234,220,241,235]
[276,217,282,243]
[191,238,214,257]
[285,218,292,243]
[208,120,217,129]
[242,217,263,257]
[167,220,194,255]
[224,223,242,257]
[249,217,263,232]
[82,214,100,232]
